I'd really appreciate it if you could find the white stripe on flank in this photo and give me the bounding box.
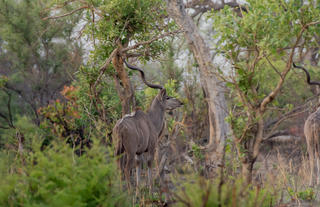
[118,111,136,124]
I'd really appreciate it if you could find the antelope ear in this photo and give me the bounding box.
[160,88,166,98]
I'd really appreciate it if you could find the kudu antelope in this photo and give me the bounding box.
[113,60,183,193]
[293,62,320,185]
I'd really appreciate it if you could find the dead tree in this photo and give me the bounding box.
[113,60,183,194]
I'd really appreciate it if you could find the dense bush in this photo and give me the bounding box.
[0,139,128,207]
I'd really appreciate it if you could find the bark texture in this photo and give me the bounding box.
[112,52,136,116]
[166,0,230,158]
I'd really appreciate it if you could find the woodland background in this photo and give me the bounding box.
[1,0,320,206]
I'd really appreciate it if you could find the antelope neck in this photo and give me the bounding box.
[148,97,165,135]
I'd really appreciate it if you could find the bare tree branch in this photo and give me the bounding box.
[4,84,39,122]
[265,56,281,78]
[42,6,88,20]
[185,0,248,18]
[43,0,77,12]
[121,30,183,53]
[93,30,182,88]
[93,48,119,89]
[260,27,306,112]
[265,106,308,139]
[0,112,10,125]
[0,125,9,129]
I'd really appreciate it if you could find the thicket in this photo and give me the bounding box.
[1,0,320,206]
[0,139,128,207]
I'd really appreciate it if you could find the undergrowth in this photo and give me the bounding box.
[172,175,278,207]
[0,138,128,207]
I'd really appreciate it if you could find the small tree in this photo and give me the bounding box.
[45,0,181,141]
[0,0,82,151]
[210,0,320,183]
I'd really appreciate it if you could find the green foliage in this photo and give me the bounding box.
[49,0,177,136]
[0,0,81,70]
[210,0,320,139]
[211,0,320,90]
[79,0,172,64]
[0,140,128,207]
[39,86,81,135]
[191,143,205,161]
[0,75,7,88]
[75,66,122,132]
[97,0,166,38]
[288,187,315,201]
[144,79,181,106]
[159,43,184,88]
[212,1,319,55]
[225,111,250,140]
[0,115,40,150]
[39,86,82,137]
[208,1,320,184]
[0,0,83,135]
[174,176,278,207]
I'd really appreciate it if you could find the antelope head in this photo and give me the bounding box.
[157,88,183,111]
[123,59,183,111]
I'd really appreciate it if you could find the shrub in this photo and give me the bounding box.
[288,187,315,202]
[0,139,128,207]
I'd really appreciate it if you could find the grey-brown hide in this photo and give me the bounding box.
[113,60,183,192]
[304,108,320,185]
[293,63,320,185]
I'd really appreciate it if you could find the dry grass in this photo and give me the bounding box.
[256,136,320,206]
[129,135,320,206]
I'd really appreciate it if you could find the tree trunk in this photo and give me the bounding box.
[112,52,136,116]
[166,0,230,160]
[241,158,255,184]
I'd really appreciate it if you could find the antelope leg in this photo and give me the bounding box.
[316,152,320,185]
[309,150,315,186]
[135,155,141,197]
[147,154,154,193]
[125,154,134,192]
[147,165,153,192]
